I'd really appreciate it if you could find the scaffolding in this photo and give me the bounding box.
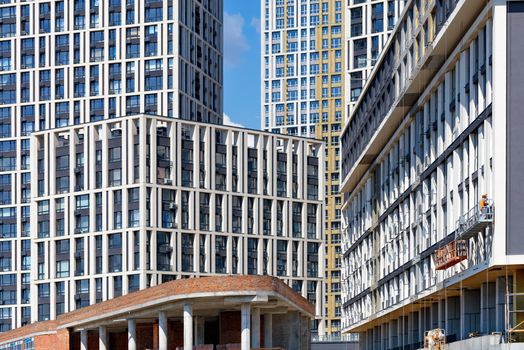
[424,328,446,350]
[455,200,494,240]
[434,240,467,270]
[433,200,493,271]
[506,292,524,343]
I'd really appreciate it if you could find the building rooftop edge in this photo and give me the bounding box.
[31,113,324,145]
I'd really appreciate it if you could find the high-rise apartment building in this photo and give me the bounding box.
[261,0,399,337]
[341,0,524,348]
[29,114,325,326]
[345,0,404,118]
[0,0,223,330]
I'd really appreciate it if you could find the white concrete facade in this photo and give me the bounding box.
[344,0,404,119]
[28,114,325,325]
[340,0,524,348]
[261,0,402,337]
[0,0,223,331]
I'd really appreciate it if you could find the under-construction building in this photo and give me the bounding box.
[340,0,524,348]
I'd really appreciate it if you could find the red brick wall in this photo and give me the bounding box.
[34,334,58,350]
[220,311,241,344]
[34,315,267,350]
[218,311,265,346]
[33,329,70,350]
[109,331,128,350]
[168,320,184,350]
[67,324,159,350]
[88,331,99,350]
[137,323,155,350]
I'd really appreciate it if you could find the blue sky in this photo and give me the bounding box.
[223,0,261,129]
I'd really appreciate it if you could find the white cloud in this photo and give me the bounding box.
[250,17,261,33]
[223,113,244,128]
[224,12,249,67]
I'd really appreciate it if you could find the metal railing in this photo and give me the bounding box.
[455,200,494,240]
[506,292,524,343]
[311,333,359,343]
[434,240,467,270]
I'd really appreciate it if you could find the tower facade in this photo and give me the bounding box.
[0,0,222,330]
[340,1,523,349]
[29,114,325,325]
[261,0,400,337]
[344,0,404,119]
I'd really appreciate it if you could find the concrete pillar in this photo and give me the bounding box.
[401,315,409,348]
[381,323,387,350]
[447,296,461,341]
[251,308,260,348]
[241,303,251,350]
[159,311,168,350]
[99,325,108,350]
[389,319,398,349]
[80,329,88,350]
[461,289,480,339]
[406,313,413,347]
[439,298,446,330]
[481,282,496,334]
[374,325,380,349]
[368,328,374,350]
[431,302,439,329]
[496,276,508,332]
[195,316,205,345]
[184,303,193,350]
[128,319,137,350]
[413,311,420,346]
[264,313,272,348]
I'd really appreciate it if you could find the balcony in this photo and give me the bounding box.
[455,200,494,240]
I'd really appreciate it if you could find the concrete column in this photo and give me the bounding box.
[496,276,508,332]
[413,311,420,346]
[381,323,387,350]
[431,302,439,329]
[128,319,137,350]
[389,319,398,350]
[195,316,205,345]
[481,282,496,334]
[99,325,108,350]
[264,313,272,348]
[368,328,374,350]
[251,308,260,348]
[241,303,251,350]
[447,296,461,340]
[159,311,168,350]
[461,289,480,339]
[406,313,413,347]
[184,303,193,350]
[401,316,408,349]
[374,326,380,349]
[80,329,88,350]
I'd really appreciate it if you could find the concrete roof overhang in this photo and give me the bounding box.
[0,275,315,345]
